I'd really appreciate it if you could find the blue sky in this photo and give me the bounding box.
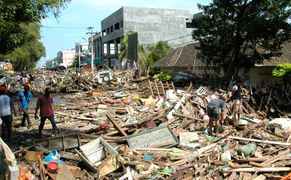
[39,0,211,65]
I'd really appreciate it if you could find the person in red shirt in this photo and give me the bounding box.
[34,87,59,137]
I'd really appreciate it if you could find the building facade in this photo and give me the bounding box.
[98,6,194,67]
[56,50,76,67]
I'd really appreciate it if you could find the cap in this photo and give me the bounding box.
[0,86,7,92]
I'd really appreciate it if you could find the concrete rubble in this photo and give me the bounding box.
[1,68,291,179]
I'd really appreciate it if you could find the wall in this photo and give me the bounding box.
[241,67,281,85]
[61,51,75,67]
[101,8,124,42]
[123,7,193,47]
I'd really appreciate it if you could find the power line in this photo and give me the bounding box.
[40,25,89,29]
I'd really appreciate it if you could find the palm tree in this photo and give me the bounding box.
[118,31,134,61]
[138,45,149,75]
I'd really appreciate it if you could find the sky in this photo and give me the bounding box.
[38,0,212,66]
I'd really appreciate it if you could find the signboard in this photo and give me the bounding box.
[127,126,179,149]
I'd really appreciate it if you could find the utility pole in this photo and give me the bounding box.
[87,27,94,74]
[78,43,81,71]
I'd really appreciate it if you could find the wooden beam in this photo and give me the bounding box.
[228,136,291,146]
[222,167,291,173]
[106,114,127,136]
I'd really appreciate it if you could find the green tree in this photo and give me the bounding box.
[0,0,71,55]
[272,63,291,77]
[193,0,291,80]
[4,23,45,71]
[148,41,172,67]
[138,45,149,72]
[118,31,133,61]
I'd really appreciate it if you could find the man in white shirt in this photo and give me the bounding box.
[0,86,14,143]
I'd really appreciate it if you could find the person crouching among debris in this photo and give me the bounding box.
[204,96,226,136]
[35,87,59,137]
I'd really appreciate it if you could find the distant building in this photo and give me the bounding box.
[97,6,195,67]
[93,32,102,65]
[45,58,58,69]
[56,50,76,67]
[75,42,90,66]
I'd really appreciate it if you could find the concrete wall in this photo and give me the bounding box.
[123,7,193,47]
[61,50,75,67]
[241,67,281,85]
[101,7,193,47]
[100,6,194,66]
[101,8,124,42]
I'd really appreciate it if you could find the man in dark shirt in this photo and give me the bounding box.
[35,87,59,137]
[206,97,226,136]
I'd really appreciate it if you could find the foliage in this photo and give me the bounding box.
[272,63,291,77]
[70,60,79,69]
[118,31,134,60]
[4,23,45,71]
[153,71,172,81]
[0,0,71,55]
[138,45,149,72]
[70,56,79,68]
[119,34,172,72]
[193,0,291,80]
[148,41,172,67]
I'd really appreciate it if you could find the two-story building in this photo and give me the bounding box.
[95,6,195,67]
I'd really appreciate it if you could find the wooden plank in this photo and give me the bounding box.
[154,81,160,97]
[56,165,76,180]
[148,79,154,96]
[222,167,291,173]
[106,114,127,136]
[260,149,290,166]
[228,136,291,146]
[171,81,175,92]
[160,81,165,96]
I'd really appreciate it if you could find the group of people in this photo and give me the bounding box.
[204,80,243,136]
[0,83,59,143]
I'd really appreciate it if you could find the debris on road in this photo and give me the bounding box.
[1,69,291,179]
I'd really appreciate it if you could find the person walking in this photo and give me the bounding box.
[231,80,243,125]
[0,86,16,143]
[35,87,59,137]
[18,85,32,128]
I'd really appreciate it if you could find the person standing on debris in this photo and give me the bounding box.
[231,80,243,125]
[35,87,59,137]
[18,84,32,128]
[0,86,16,143]
[205,96,226,136]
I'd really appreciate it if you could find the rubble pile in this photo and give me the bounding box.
[1,70,291,179]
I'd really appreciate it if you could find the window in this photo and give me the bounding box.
[102,30,106,36]
[120,20,123,28]
[103,44,107,55]
[110,43,115,55]
[110,26,113,32]
[114,23,120,30]
[107,28,110,34]
[117,43,121,54]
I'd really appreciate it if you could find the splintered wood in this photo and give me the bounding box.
[9,70,291,179]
